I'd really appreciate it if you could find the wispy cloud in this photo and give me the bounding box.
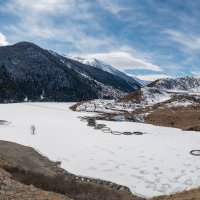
[1,0,200,78]
[2,0,112,53]
[82,51,161,72]
[164,29,200,51]
[134,74,171,82]
[96,0,128,15]
[6,0,71,14]
[0,33,9,46]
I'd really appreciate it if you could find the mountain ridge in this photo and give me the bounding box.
[68,56,143,88]
[120,76,200,105]
[0,42,142,103]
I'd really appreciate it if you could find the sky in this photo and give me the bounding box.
[0,0,200,81]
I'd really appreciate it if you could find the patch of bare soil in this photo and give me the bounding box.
[0,140,143,200]
[118,89,144,103]
[151,187,200,200]
[0,140,60,177]
[70,101,85,111]
[145,105,200,131]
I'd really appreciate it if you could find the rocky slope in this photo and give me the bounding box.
[0,140,143,200]
[0,166,70,200]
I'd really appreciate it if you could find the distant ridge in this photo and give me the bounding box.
[120,76,200,105]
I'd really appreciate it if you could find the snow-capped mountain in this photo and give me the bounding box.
[69,57,117,74]
[0,42,142,103]
[52,53,142,96]
[121,76,200,105]
[67,56,143,87]
[151,76,200,93]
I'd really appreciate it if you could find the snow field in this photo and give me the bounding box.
[0,103,200,198]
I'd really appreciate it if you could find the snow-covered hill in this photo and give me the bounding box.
[149,76,200,93]
[121,76,200,105]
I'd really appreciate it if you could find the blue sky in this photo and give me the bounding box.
[0,0,200,81]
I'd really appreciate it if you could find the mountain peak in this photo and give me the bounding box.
[66,55,143,88]
[13,41,37,47]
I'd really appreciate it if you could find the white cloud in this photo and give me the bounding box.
[97,0,127,15]
[164,29,200,51]
[0,33,9,46]
[2,0,104,52]
[134,74,171,82]
[6,0,73,15]
[84,51,161,71]
[1,0,165,75]
[0,0,146,54]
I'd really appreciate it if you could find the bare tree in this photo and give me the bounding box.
[30,125,36,135]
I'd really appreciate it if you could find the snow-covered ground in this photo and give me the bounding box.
[0,103,200,198]
[76,99,144,113]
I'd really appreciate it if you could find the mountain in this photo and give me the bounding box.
[50,53,142,96]
[120,76,200,106]
[128,75,149,86]
[67,56,143,87]
[73,76,200,124]
[0,42,141,103]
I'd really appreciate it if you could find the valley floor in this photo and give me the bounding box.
[0,103,200,198]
